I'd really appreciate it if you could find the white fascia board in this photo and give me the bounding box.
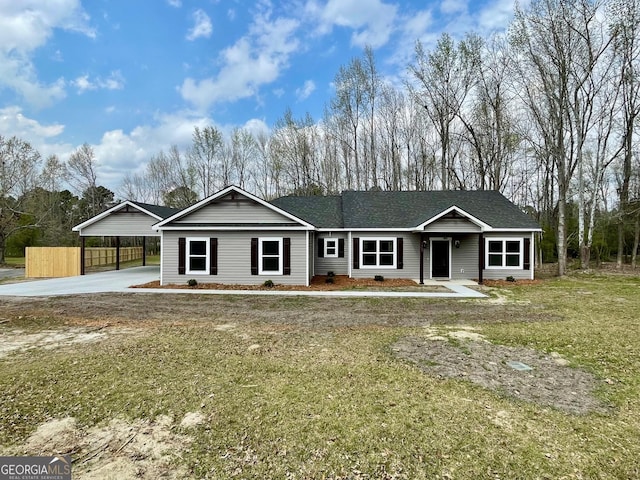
[316,228,414,232]
[72,201,162,233]
[487,228,543,233]
[153,185,315,230]
[415,205,492,231]
[156,226,313,231]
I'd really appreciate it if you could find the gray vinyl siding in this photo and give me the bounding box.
[315,233,349,276]
[161,230,308,285]
[172,198,293,225]
[482,232,534,280]
[424,234,479,280]
[423,218,481,233]
[81,212,161,237]
[351,232,419,280]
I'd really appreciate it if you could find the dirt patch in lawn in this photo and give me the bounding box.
[3,413,202,479]
[132,275,447,292]
[392,327,608,415]
[0,325,137,359]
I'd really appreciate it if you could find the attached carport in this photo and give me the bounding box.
[72,201,178,275]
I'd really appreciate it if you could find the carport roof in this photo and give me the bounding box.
[72,200,180,235]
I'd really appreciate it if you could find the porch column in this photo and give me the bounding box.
[142,236,146,266]
[116,236,121,271]
[478,233,484,284]
[419,234,424,284]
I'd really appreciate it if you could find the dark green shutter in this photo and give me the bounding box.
[318,238,324,258]
[283,238,291,275]
[397,237,403,269]
[338,238,345,258]
[178,237,186,275]
[251,238,258,275]
[523,237,531,270]
[210,238,218,275]
[353,237,359,269]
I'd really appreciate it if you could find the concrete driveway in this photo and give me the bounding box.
[0,265,485,298]
[0,266,160,297]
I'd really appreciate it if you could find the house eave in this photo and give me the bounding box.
[72,200,164,233]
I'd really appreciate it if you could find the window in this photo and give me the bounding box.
[186,238,209,274]
[486,238,523,268]
[360,238,396,268]
[325,239,338,257]
[259,237,282,275]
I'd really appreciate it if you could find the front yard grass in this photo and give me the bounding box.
[0,274,639,478]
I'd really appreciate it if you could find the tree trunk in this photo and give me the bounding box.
[633,215,639,268]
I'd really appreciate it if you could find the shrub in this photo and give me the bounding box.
[263,279,274,288]
[187,279,198,287]
[374,275,384,282]
[506,276,516,282]
[327,271,335,277]
[325,276,334,284]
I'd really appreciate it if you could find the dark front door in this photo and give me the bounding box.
[431,240,450,278]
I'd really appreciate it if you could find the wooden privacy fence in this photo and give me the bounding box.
[26,247,144,278]
[26,247,81,278]
[84,247,143,268]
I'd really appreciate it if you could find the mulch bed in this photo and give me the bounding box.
[482,279,543,287]
[132,275,444,291]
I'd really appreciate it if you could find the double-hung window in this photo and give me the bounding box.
[186,238,209,274]
[360,238,396,268]
[259,237,283,275]
[325,239,338,257]
[486,238,522,268]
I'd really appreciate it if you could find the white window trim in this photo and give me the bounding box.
[485,238,524,269]
[259,237,283,275]
[324,238,338,258]
[359,237,397,269]
[186,237,209,275]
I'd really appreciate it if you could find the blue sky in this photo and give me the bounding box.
[0,0,525,194]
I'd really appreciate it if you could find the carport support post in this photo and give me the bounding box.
[142,237,146,266]
[81,237,86,275]
[116,236,120,270]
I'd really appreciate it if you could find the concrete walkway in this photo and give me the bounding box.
[0,266,486,298]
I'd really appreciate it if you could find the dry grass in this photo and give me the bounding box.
[0,273,639,478]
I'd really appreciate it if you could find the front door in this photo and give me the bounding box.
[431,240,450,278]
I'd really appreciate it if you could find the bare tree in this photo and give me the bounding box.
[189,126,224,197]
[0,136,42,262]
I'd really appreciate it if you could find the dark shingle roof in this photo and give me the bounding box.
[130,201,181,220]
[270,195,344,228]
[271,190,539,230]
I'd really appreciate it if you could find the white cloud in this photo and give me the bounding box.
[478,0,528,32]
[186,9,213,41]
[440,0,467,15]
[167,0,182,7]
[296,80,316,101]
[0,106,65,139]
[306,0,397,48]
[179,10,300,110]
[0,1,95,107]
[72,71,125,94]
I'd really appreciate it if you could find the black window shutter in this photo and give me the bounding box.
[318,238,324,258]
[251,238,258,275]
[283,238,291,275]
[210,238,218,275]
[178,237,186,275]
[397,237,404,269]
[353,237,360,269]
[338,238,345,258]
[523,237,531,270]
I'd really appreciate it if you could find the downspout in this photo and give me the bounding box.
[478,232,484,284]
[348,231,352,278]
[419,233,424,284]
